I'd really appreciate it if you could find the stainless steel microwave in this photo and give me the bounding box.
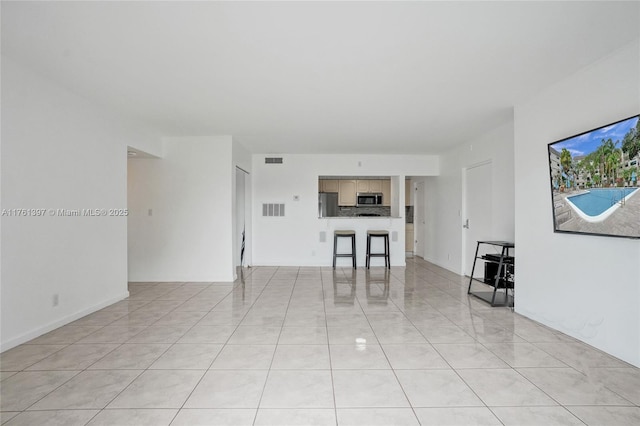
[357,193,383,207]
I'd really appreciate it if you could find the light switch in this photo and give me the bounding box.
[148,209,153,216]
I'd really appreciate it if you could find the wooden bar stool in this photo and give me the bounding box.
[333,230,357,269]
[366,230,390,269]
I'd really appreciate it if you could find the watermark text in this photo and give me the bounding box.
[2,208,129,217]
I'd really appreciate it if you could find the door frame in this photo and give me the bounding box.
[461,159,492,276]
[414,180,426,259]
[234,166,250,279]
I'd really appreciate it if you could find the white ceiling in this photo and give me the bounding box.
[2,1,639,154]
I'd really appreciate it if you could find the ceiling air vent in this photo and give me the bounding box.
[265,157,283,164]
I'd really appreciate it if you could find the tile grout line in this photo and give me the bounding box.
[323,267,340,426]
[70,281,186,426]
[83,281,201,425]
[249,266,297,425]
[4,261,640,425]
[162,267,275,425]
[390,263,504,424]
[348,269,426,422]
[79,277,249,424]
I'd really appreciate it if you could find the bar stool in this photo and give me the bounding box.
[333,230,357,269]
[366,230,390,269]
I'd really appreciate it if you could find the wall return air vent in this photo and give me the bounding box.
[265,157,283,164]
[262,203,285,217]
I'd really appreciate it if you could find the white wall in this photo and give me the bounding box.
[1,56,159,351]
[251,154,439,266]
[422,121,515,274]
[514,40,640,366]
[127,136,236,282]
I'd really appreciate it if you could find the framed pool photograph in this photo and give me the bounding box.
[548,114,640,239]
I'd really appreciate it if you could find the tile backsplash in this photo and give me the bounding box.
[329,206,412,220]
[337,206,391,217]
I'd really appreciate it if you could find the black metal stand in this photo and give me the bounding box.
[467,241,514,307]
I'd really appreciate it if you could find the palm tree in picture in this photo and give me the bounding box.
[595,147,605,187]
[609,149,622,185]
[560,148,572,189]
[583,160,596,188]
[601,138,618,186]
[622,117,640,162]
[582,151,599,187]
[623,168,632,186]
[593,174,602,187]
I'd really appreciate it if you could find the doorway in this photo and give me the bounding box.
[414,180,426,258]
[235,167,249,276]
[463,161,493,277]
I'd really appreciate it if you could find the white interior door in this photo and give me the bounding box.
[415,181,425,258]
[464,161,493,277]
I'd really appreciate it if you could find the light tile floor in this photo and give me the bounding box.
[2,258,640,425]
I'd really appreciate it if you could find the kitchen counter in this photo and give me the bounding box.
[318,216,401,219]
[317,216,405,267]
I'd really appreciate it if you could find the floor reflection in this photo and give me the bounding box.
[330,268,392,306]
[5,259,634,426]
[234,265,246,303]
[332,269,356,305]
[365,269,390,305]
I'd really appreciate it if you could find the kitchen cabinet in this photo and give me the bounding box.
[405,224,414,251]
[381,180,391,206]
[320,179,339,193]
[356,180,370,193]
[338,180,357,206]
[368,180,383,193]
[322,177,390,206]
[356,179,383,193]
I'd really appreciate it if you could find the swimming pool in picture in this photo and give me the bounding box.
[566,188,639,222]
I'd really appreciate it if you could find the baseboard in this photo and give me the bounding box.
[514,307,640,368]
[423,256,462,275]
[0,291,130,353]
